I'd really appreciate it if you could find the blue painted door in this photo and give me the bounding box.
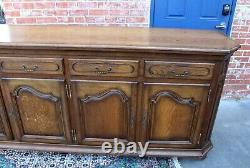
[151,0,236,35]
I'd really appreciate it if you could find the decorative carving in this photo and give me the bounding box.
[72,62,135,75]
[10,85,65,140]
[79,89,131,141]
[0,61,61,72]
[148,90,200,143]
[12,86,59,102]
[81,89,129,103]
[150,90,197,107]
[148,64,212,78]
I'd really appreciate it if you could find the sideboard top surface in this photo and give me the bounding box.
[0,25,239,54]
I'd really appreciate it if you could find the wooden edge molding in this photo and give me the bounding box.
[0,141,212,158]
[12,85,59,102]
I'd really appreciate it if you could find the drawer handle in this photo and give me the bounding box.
[169,70,189,77]
[95,67,112,74]
[22,65,39,72]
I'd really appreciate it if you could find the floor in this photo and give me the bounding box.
[179,99,250,168]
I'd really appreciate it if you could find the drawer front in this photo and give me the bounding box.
[0,57,63,75]
[69,59,139,77]
[145,61,214,80]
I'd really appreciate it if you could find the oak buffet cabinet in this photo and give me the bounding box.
[0,25,239,158]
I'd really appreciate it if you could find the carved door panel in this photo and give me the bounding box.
[72,80,137,146]
[1,78,72,144]
[141,83,210,148]
[0,91,13,140]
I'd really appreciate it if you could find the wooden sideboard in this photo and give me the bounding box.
[0,25,239,158]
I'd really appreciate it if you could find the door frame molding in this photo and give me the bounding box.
[149,0,238,36]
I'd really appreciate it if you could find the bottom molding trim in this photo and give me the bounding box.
[0,141,212,159]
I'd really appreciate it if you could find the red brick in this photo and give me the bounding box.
[243,51,250,56]
[225,80,250,84]
[110,10,129,16]
[232,26,249,32]
[237,0,250,5]
[130,10,146,16]
[3,3,13,10]
[58,17,74,23]
[126,17,146,23]
[98,2,129,9]
[34,2,55,9]
[4,10,20,17]
[86,16,105,23]
[29,10,43,17]
[75,17,86,23]
[234,38,246,45]
[246,39,250,44]
[245,63,250,68]
[239,33,250,38]
[89,10,109,16]
[234,57,249,62]
[233,51,244,56]
[239,74,250,80]
[105,16,125,23]
[16,17,36,24]
[223,85,248,91]
[231,32,239,38]
[36,17,57,23]
[77,2,97,8]
[228,63,236,68]
[240,45,250,50]
[56,2,76,8]
[13,3,34,9]
[5,18,15,24]
[226,74,237,80]
[45,10,68,16]
[69,10,88,16]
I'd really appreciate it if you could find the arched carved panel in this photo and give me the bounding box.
[148,90,199,144]
[79,89,130,142]
[11,86,65,139]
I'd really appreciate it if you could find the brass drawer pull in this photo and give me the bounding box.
[95,66,112,74]
[22,65,39,72]
[150,70,189,77]
[169,70,189,77]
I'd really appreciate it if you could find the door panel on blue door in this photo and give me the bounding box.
[151,0,235,35]
[166,0,187,18]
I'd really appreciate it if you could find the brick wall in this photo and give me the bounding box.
[1,0,150,27]
[1,0,250,99]
[223,0,250,99]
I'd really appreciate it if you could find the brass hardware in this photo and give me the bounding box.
[150,70,189,77]
[198,133,202,145]
[22,65,38,72]
[71,129,77,143]
[207,88,212,103]
[65,84,69,98]
[130,113,135,128]
[65,83,72,99]
[95,66,112,74]
[142,112,148,129]
[169,70,189,77]
[68,84,72,98]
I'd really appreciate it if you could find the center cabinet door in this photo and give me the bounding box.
[1,78,72,144]
[141,83,210,148]
[71,80,137,146]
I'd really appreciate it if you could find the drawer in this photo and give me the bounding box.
[0,57,63,75]
[145,61,214,80]
[69,59,139,77]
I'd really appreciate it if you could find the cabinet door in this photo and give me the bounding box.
[72,80,137,146]
[1,78,72,144]
[141,83,210,148]
[0,91,12,140]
